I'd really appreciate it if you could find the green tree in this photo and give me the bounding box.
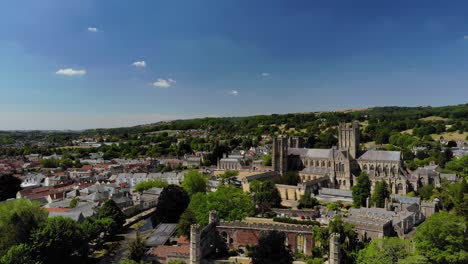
[278,171,300,185]
[32,216,88,264]
[134,179,168,192]
[181,170,208,196]
[357,237,411,264]
[298,191,320,209]
[218,170,239,184]
[189,186,254,226]
[0,199,47,253]
[372,181,390,208]
[119,258,142,264]
[69,197,78,208]
[97,199,126,232]
[128,232,145,261]
[0,174,21,201]
[416,184,434,201]
[262,154,272,166]
[352,172,371,208]
[151,185,190,227]
[251,230,293,264]
[455,195,468,222]
[177,208,197,238]
[250,180,282,214]
[0,244,36,264]
[413,212,468,264]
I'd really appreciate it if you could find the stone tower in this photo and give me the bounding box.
[272,136,288,175]
[338,121,360,160]
[329,233,341,264]
[288,136,304,148]
[190,224,201,264]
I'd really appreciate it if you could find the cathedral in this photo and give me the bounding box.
[272,121,409,195]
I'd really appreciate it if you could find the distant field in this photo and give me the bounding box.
[401,129,413,135]
[419,116,448,122]
[431,132,468,141]
[58,146,93,149]
[145,130,181,135]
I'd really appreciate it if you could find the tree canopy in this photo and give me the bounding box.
[352,172,371,208]
[298,191,320,209]
[250,180,282,214]
[134,179,168,192]
[97,199,126,232]
[151,185,190,227]
[32,216,88,264]
[372,181,390,208]
[181,170,208,196]
[357,237,413,264]
[188,185,254,226]
[251,230,294,264]
[413,212,468,264]
[0,199,47,254]
[0,174,21,201]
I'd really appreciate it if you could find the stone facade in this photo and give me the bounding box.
[273,121,410,195]
[190,211,315,263]
[216,221,313,256]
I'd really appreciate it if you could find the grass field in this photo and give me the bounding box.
[419,116,448,122]
[431,132,468,141]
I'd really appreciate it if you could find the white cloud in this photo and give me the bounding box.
[150,78,176,88]
[55,68,86,76]
[132,61,146,67]
[227,90,239,96]
[464,35,468,40]
[261,72,270,77]
[87,27,98,32]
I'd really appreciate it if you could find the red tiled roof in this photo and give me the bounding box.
[150,245,190,259]
[81,165,93,171]
[177,236,190,245]
[46,207,71,213]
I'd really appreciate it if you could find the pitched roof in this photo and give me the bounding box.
[358,150,401,161]
[288,148,332,159]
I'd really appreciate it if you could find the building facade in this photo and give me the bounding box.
[273,121,409,195]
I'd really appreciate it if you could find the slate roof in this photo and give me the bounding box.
[300,167,331,175]
[358,150,401,161]
[288,148,332,159]
[48,211,84,222]
[145,223,177,246]
[440,173,459,182]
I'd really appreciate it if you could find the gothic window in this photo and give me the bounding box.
[315,160,319,167]
[296,234,306,254]
[343,180,346,186]
[221,231,228,244]
[363,164,368,170]
[321,161,325,167]
[397,183,403,190]
[370,165,375,171]
[328,161,331,167]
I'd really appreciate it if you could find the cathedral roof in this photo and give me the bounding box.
[300,167,331,175]
[358,150,401,161]
[288,148,332,159]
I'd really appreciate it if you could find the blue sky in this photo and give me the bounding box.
[1,0,468,130]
